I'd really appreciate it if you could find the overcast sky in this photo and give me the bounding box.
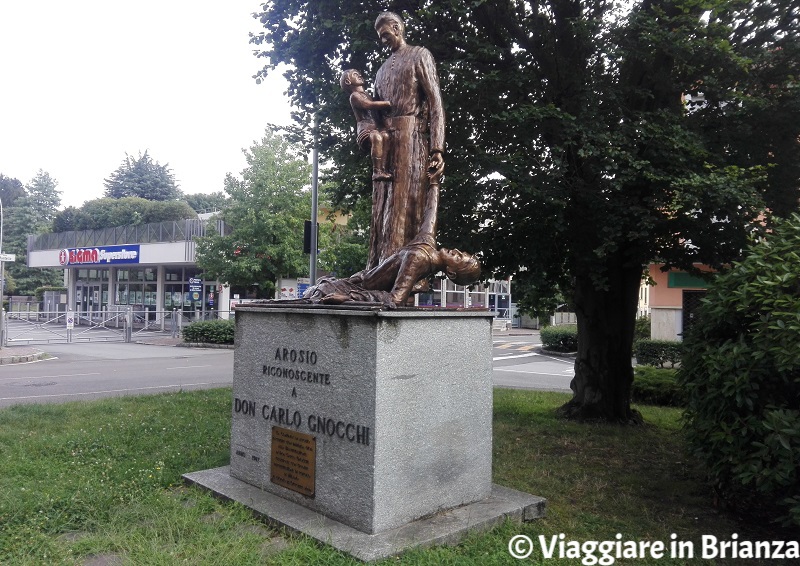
[0,1,292,209]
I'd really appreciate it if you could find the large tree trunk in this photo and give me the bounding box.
[558,258,644,424]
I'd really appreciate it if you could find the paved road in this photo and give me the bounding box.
[0,343,233,407]
[0,333,573,407]
[492,336,574,392]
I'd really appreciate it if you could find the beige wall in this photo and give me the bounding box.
[651,307,682,341]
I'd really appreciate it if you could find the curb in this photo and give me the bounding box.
[176,342,235,350]
[539,347,577,358]
[0,351,49,365]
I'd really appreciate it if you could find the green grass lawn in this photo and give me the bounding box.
[0,388,792,565]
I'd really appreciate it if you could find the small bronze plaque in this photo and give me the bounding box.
[270,426,316,497]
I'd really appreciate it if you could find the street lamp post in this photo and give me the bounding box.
[309,121,319,285]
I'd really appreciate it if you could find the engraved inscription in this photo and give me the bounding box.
[271,426,316,497]
[261,404,303,428]
[262,346,331,386]
[274,348,318,364]
[234,398,256,416]
[262,365,331,385]
[233,397,372,446]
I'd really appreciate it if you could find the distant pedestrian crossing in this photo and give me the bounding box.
[492,341,542,358]
[494,343,537,351]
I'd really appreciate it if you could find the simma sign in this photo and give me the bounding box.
[59,245,141,266]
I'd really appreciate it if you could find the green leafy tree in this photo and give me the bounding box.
[5,170,63,294]
[104,150,181,201]
[317,195,370,277]
[194,129,312,297]
[51,206,92,233]
[51,198,197,231]
[183,191,229,214]
[24,170,60,225]
[0,174,25,208]
[252,0,799,422]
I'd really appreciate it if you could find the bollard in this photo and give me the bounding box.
[171,308,178,338]
[125,307,133,342]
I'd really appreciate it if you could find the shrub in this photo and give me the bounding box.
[182,319,235,344]
[634,315,651,342]
[540,324,577,352]
[631,366,683,407]
[679,213,800,528]
[633,339,683,367]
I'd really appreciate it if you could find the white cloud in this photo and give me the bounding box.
[0,0,292,208]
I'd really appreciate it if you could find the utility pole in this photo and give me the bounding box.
[309,122,319,285]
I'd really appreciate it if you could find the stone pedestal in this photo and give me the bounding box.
[184,305,545,560]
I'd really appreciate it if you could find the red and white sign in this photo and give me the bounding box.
[59,245,140,266]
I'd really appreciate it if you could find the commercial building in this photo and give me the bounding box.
[28,218,513,321]
[26,219,230,321]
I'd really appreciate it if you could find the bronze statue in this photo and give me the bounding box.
[368,11,445,269]
[303,170,480,307]
[341,69,392,181]
[303,243,480,308]
[273,11,481,308]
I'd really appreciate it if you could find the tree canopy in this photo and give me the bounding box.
[3,170,63,294]
[183,191,229,214]
[252,0,799,421]
[104,150,181,201]
[194,129,313,297]
[52,198,198,232]
[0,174,25,208]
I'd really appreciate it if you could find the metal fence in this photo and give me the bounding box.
[0,308,233,346]
[28,219,231,252]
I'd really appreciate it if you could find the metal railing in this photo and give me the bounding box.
[27,218,231,252]
[1,308,233,346]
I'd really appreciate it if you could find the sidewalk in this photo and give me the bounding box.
[134,336,234,349]
[493,327,539,337]
[0,345,49,365]
[133,335,185,346]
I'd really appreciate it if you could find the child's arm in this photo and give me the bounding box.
[350,92,391,111]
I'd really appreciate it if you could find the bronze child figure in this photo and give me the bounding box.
[340,68,392,181]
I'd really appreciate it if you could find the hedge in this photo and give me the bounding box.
[540,324,578,352]
[634,339,683,367]
[181,319,235,345]
[631,366,683,407]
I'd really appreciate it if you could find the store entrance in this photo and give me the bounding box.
[77,284,103,321]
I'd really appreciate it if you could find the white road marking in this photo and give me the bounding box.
[0,372,101,382]
[0,382,228,401]
[492,353,539,361]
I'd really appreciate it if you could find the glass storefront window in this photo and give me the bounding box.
[117,284,128,304]
[144,284,157,305]
[468,291,485,308]
[77,268,107,282]
[165,268,182,281]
